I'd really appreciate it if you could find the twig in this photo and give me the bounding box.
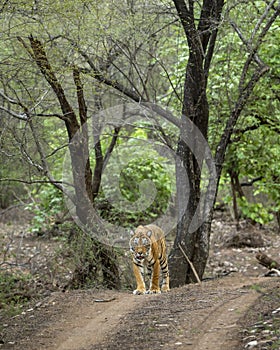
[178,243,202,285]
[94,297,116,303]
[0,178,73,187]
[0,203,25,216]
[240,176,263,187]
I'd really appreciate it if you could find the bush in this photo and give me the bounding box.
[237,198,274,225]
[0,271,33,316]
[63,226,121,290]
[25,185,65,234]
[96,157,173,226]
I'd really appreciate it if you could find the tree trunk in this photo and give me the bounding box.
[168,55,213,285]
[229,167,245,229]
[169,0,275,286]
[25,36,121,289]
[276,211,280,234]
[169,0,225,287]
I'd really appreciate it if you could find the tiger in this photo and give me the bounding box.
[129,224,170,295]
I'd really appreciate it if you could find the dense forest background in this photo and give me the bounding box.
[0,0,279,290]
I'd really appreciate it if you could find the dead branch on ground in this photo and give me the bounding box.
[256,252,280,275]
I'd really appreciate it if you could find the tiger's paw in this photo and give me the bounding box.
[145,289,161,294]
[133,289,146,295]
[161,285,170,293]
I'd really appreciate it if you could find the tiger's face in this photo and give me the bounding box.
[129,229,152,262]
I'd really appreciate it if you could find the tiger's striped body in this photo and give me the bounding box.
[129,224,170,295]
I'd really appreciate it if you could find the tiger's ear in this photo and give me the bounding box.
[130,229,135,236]
[147,230,152,237]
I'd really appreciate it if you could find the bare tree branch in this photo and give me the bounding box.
[103,127,121,169]
[230,1,279,92]
[110,42,149,100]
[0,106,28,120]
[18,35,80,137]
[250,0,278,43]
[0,178,73,187]
[230,19,266,68]
[46,144,69,158]
[0,89,63,120]
[241,176,264,187]
[215,65,270,178]
[26,117,67,193]
[0,89,31,121]
[214,3,280,174]
[0,90,20,105]
[33,113,64,118]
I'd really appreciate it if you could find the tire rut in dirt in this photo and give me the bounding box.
[90,280,258,350]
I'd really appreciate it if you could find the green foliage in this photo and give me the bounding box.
[207,2,280,224]
[221,121,280,224]
[120,157,172,215]
[153,1,280,227]
[92,123,175,226]
[237,198,274,225]
[25,185,65,234]
[0,0,279,230]
[98,155,173,226]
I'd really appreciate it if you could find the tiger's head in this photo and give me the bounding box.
[129,226,152,262]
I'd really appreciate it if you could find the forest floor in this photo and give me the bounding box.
[0,209,280,350]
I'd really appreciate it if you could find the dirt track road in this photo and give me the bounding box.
[3,274,274,350]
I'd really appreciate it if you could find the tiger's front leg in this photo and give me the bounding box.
[160,256,170,292]
[147,260,161,294]
[132,263,146,295]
